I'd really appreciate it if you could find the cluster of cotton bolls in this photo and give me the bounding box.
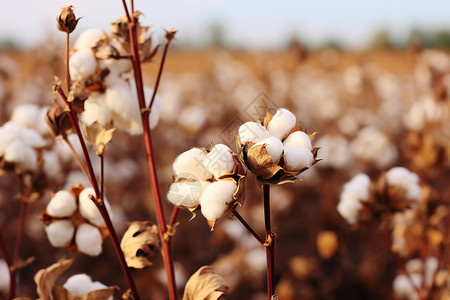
[403,94,450,131]
[167,144,243,227]
[0,121,46,172]
[238,108,316,181]
[69,27,162,135]
[43,187,113,256]
[393,257,438,300]
[63,274,112,299]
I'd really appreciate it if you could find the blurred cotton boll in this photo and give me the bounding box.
[238,122,271,144]
[74,28,105,51]
[253,137,284,163]
[0,259,9,292]
[200,180,237,221]
[11,104,50,136]
[42,150,63,182]
[386,167,422,201]
[178,105,206,132]
[63,274,112,299]
[315,135,352,169]
[337,173,371,224]
[267,108,297,140]
[75,223,103,256]
[69,50,97,81]
[45,220,75,247]
[393,274,421,300]
[47,190,77,217]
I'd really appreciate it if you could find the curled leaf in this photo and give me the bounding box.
[183,266,228,300]
[34,257,74,300]
[120,221,160,269]
[83,122,116,156]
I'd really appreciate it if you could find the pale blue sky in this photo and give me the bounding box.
[1,0,450,49]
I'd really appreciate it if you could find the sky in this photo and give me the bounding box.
[1,0,450,49]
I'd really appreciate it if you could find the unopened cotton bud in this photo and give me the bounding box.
[283,131,312,150]
[57,6,79,34]
[267,108,296,140]
[47,190,77,217]
[167,181,210,208]
[74,28,105,51]
[200,180,237,221]
[69,50,97,81]
[205,144,236,179]
[283,145,314,171]
[172,148,212,181]
[45,220,75,247]
[75,223,103,256]
[238,122,271,144]
[78,187,111,226]
[253,137,284,163]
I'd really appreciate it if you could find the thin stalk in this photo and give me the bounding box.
[56,88,140,299]
[65,32,71,94]
[125,8,177,299]
[148,39,170,110]
[232,209,265,246]
[263,184,275,299]
[381,230,422,298]
[169,206,179,228]
[121,0,132,23]
[100,154,104,199]
[63,137,90,182]
[0,229,14,299]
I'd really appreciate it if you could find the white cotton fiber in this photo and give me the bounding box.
[253,137,284,163]
[238,122,271,144]
[283,145,314,171]
[47,190,77,217]
[75,223,103,256]
[45,220,75,247]
[172,148,212,181]
[267,108,296,140]
[283,131,312,150]
[200,180,237,220]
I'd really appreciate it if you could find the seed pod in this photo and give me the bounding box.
[57,6,80,34]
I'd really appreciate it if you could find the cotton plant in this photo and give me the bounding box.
[167,143,246,229]
[41,185,113,256]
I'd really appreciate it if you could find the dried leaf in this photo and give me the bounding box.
[182,266,228,300]
[120,221,160,269]
[245,143,283,180]
[83,122,116,156]
[82,287,118,300]
[34,257,75,300]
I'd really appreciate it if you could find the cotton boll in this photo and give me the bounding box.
[238,122,271,144]
[0,127,16,156]
[205,144,235,179]
[69,50,97,81]
[11,104,39,129]
[47,190,77,217]
[4,139,38,171]
[267,108,297,140]
[393,274,421,300]
[76,223,103,256]
[79,187,112,226]
[19,127,46,148]
[42,150,62,181]
[0,259,10,291]
[167,181,210,208]
[283,145,314,171]
[336,198,363,225]
[45,220,75,247]
[253,137,284,163]
[64,274,94,297]
[200,180,237,220]
[172,148,212,181]
[99,58,132,75]
[386,167,421,201]
[178,105,206,132]
[81,93,113,127]
[337,173,371,224]
[105,78,135,118]
[283,131,312,150]
[74,28,105,51]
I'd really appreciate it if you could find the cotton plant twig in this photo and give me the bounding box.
[263,184,275,299]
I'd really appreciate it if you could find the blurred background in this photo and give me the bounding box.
[1,1,450,300]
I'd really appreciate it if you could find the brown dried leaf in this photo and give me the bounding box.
[34,257,74,300]
[182,266,228,300]
[245,144,283,180]
[120,221,160,269]
[83,122,116,156]
[81,287,118,300]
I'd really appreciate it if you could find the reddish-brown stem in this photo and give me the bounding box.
[0,228,14,299]
[131,0,134,14]
[125,8,177,299]
[55,88,140,300]
[100,155,104,199]
[148,39,170,110]
[232,209,265,246]
[169,206,179,228]
[121,0,132,23]
[63,137,90,182]
[65,32,71,94]
[263,184,275,299]
[381,230,422,298]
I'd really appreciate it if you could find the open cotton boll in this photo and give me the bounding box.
[205,144,235,179]
[19,127,46,148]
[283,131,312,150]
[45,220,75,247]
[172,148,212,181]
[78,187,112,226]
[64,274,95,297]
[167,181,210,208]
[74,28,105,51]
[386,167,421,201]
[4,139,38,171]
[42,150,62,181]
[105,77,135,118]
[81,93,113,127]
[47,190,77,217]
[267,108,296,140]
[393,274,422,300]
[75,223,103,256]
[0,127,16,156]
[238,122,271,144]
[336,197,363,225]
[0,260,10,291]
[69,50,97,81]
[11,104,40,129]
[283,145,314,171]
[253,137,284,163]
[200,180,237,220]
[337,173,371,224]
[99,58,132,75]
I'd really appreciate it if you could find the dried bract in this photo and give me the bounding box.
[83,122,116,156]
[120,221,160,269]
[182,266,228,300]
[35,257,75,300]
[46,100,73,137]
[57,6,79,34]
